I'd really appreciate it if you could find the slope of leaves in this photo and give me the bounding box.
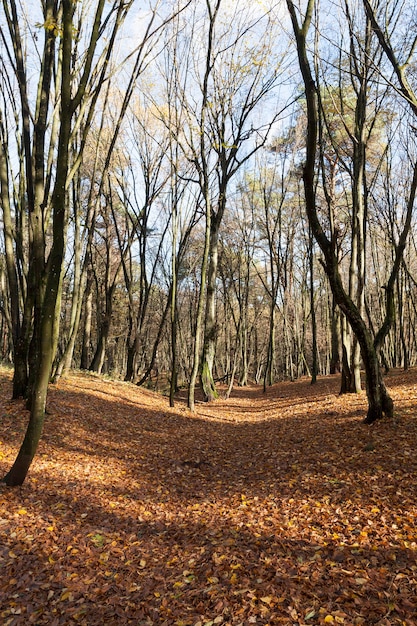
[1,367,417,626]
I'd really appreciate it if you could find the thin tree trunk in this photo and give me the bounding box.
[200,217,220,401]
[80,272,93,370]
[309,227,318,384]
[188,201,211,411]
[169,195,178,407]
[330,295,340,374]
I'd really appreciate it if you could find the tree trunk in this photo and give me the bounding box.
[330,296,340,374]
[264,304,275,391]
[4,0,74,485]
[309,228,318,384]
[188,197,211,411]
[137,289,171,387]
[169,228,179,407]
[89,313,110,374]
[287,0,396,424]
[80,275,93,370]
[125,332,138,382]
[3,281,58,485]
[340,315,353,394]
[330,265,393,422]
[397,268,409,370]
[0,134,26,395]
[52,185,87,382]
[200,216,220,402]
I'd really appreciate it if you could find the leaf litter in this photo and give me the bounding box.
[0,367,417,625]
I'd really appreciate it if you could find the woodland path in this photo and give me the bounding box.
[1,368,417,625]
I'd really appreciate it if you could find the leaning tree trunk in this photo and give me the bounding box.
[286,0,407,424]
[3,0,73,483]
[3,284,60,485]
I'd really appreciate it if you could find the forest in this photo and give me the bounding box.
[1,1,417,623]
[0,0,416,474]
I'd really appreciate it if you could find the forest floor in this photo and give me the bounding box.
[1,367,417,626]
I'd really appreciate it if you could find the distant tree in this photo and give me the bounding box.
[166,0,286,405]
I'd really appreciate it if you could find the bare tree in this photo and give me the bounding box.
[1,0,190,485]
[286,0,415,423]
